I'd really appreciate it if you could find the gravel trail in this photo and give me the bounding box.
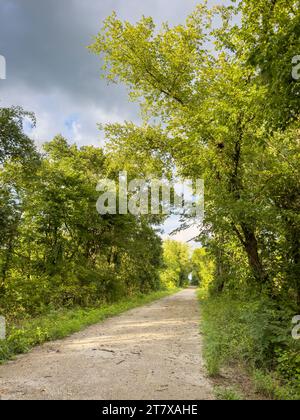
[0,288,213,400]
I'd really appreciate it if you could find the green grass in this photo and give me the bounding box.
[252,369,298,400]
[214,386,242,400]
[0,288,179,363]
[199,291,300,400]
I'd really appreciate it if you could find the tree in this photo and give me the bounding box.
[161,240,190,288]
[0,128,165,315]
[0,106,39,293]
[191,248,214,290]
[91,2,300,308]
[0,106,37,164]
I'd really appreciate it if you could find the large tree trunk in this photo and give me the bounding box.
[241,223,268,284]
[232,222,268,285]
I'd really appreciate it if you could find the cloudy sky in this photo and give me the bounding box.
[0,0,230,242]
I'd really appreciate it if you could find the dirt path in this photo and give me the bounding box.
[0,289,213,400]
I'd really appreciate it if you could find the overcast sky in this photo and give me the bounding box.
[0,0,231,242]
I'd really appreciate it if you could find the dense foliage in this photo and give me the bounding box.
[0,111,165,321]
[91,0,300,396]
[160,240,190,288]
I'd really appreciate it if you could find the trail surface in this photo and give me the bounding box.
[0,288,213,400]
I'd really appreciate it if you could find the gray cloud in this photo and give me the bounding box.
[0,0,231,243]
[0,0,228,145]
[0,0,232,148]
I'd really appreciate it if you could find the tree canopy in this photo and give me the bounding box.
[90,0,300,309]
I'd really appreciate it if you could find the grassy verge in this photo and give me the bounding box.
[0,288,179,363]
[214,386,242,400]
[199,291,300,400]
